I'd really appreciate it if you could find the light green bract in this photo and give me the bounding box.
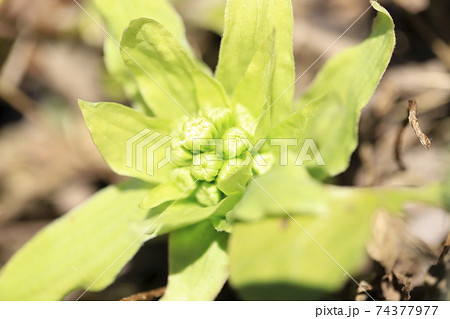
[0,0,448,301]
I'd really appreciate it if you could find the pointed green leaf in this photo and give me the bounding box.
[216,0,295,124]
[143,195,239,238]
[210,215,233,233]
[139,182,191,210]
[120,18,198,119]
[232,31,275,120]
[233,164,446,222]
[217,163,253,196]
[269,0,296,125]
[93,0,190,115]
[211,193,244,233]
[193,69,231,110]
[286,1,395,179]
[93,0,189,51]
[161,221,229,300]
[0,179,151,300]
[144,193,242,239]
[79,100,174,183]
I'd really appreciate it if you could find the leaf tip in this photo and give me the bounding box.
[77,99,93,110]
[370,0,391,18]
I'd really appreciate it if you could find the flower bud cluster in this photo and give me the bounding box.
[171,106,273,206]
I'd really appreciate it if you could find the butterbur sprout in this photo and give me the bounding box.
[222,127,250,159]
[0,0,447,302]
[200,106,234,135]
[190,153,224,182]
[171,167,196,192]
[195,182,222,207]
[180,117,218,151]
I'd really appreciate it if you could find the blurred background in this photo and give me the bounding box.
[0,0,449,300]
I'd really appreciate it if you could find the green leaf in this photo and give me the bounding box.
[232,165,328,222]
[216,0,295,124]
[121,18,200,119]
[143,195,239,238]
[79,100,174,183]
[93,0,190,115]
[211,193,244,233]
[229,164,446,300]
[0,179,151,300]
[283,1,395,179]
[193,69,231,110]
[232,31,275,120]
[217,162,254,196]
[139,193,242,241]
[210,215,233,233]
[233,164,446,222]
[229,213,371,300]
[93,0,189,50]
[229,179,446,300]
[139,181,192,210]
[161,221,229,300]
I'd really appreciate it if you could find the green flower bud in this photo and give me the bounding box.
[171,167,197,193]
[252,152,275,175]
[190,152,223,182]
[200,106,233,134]
[195,182,222,207]
[171,138,193,167]
[180,117,218,151]
[222,127,249,159]
[216,157,246,183]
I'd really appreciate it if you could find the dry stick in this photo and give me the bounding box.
[408,99,431,149]
[395,99,431,170]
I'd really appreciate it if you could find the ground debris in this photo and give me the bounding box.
[120,287,166,301]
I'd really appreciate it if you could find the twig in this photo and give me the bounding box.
[395,99,431,170]
[408,99,431,149]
